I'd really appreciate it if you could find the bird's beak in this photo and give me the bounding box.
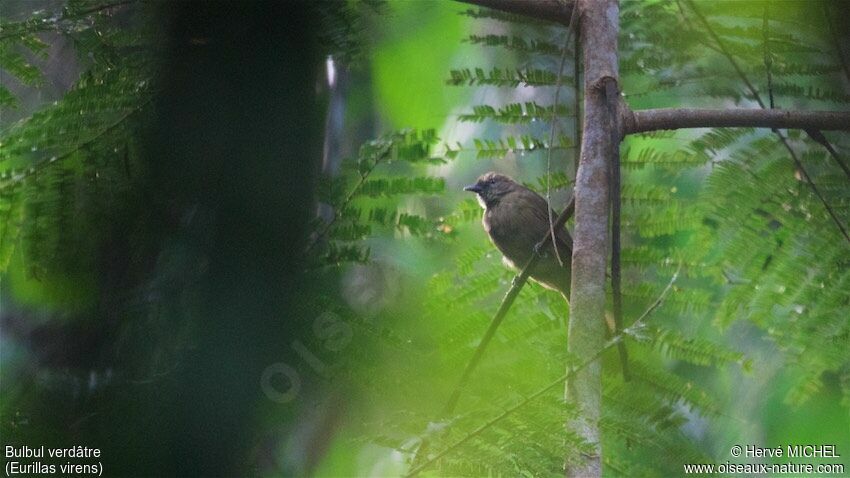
[463,183,482,193]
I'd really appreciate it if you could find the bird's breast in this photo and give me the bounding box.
[482,206,526,261]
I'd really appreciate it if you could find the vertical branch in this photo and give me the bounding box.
[566,0,619,476]
[762,6,775,110]
[573,21,582,178]
[823,2,850,85]
[606,77,629,382]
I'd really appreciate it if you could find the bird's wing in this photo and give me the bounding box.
[507,186,573,296]
[518,186,573,256]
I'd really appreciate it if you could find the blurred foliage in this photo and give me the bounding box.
[308,128,449,268]
[313,0,849,476]
[370,1,471,130]
[0,0,155,309]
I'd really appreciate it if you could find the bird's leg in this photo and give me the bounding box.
[532,240,547,258]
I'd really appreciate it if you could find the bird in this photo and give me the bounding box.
[463,171,574,298]
[464,171,630,380]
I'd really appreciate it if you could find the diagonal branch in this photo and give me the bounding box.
[683,0,850,246]
[404,265,681,478]
[787,148,850,243]
[805,129,850,180]
[408,198,575,474]
[627,118,850,245]
[761,4,850,184]
[441,197,575,416]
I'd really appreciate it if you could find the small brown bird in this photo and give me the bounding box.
[464,171,631,380]
[464,172,573,298]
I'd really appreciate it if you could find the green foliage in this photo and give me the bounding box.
[447,67,562,87]
[341,1,849,476]
[0,188,24,271]
[625,0,849,413]
[458,7,548,26]
[639,325,750,369]
[308,128,450,269]
[0,42,45,89]
[458,102,572,124]
[3,0,848,476]
[464,134,574,165]
[357,177,445,198]
[0,1,154,278]
[315,0,386,63]
[465,34,563,56]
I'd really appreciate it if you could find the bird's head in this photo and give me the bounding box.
[463,172,518,208]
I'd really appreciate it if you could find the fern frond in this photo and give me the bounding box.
[357,177,445,197]
[459,102,572,124]
[0,187,24,272]
[447,67,561,87]
[622,146,711,170]
[465,34,563,56]
[458,8,547,26]
[640,326,749,369]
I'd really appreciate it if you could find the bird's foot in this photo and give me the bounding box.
[532,241,546,257]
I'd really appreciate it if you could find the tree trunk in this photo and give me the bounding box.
[566,0,619,476]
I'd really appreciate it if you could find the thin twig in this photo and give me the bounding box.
[760,6,850,244]
[788,148,850,243]
[763,5,775,110]
[405,266,681,477]
[545,1,579,267]
[304,145,391,255]
[684,1,764,107]
[805,129,850,180]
